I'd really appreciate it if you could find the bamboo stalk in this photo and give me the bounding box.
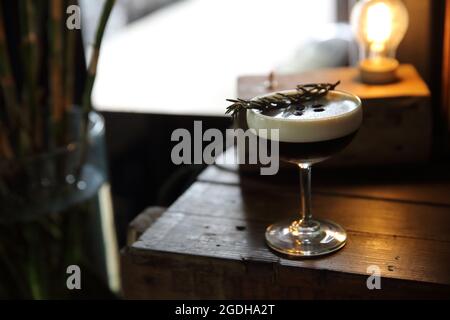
[0,0,116,299]
[22,0,41,151]
[24,0,39,86]
[0,125,13,159]
[64,0,76,111]
[27,0,43,152]
[0,4,19,130]
[48,0,64,127]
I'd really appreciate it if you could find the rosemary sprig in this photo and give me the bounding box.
[226,81,340,118]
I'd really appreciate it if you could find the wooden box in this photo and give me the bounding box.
[237,65,432,167]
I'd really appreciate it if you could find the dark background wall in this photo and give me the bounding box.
[102,112,230,245]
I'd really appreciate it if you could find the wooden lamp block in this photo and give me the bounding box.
[237,64,432,166]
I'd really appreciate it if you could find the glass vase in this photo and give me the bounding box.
[0,112,120,299]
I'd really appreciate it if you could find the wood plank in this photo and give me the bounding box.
[123,247,450,299]
[168,181,450,242]
[315,182,450,207]
[237,65,430,101]
[132,210,450,287]
[197,162,241,184]
[198,153,450,206]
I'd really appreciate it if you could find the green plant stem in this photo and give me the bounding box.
[23,224,46,299]
[77,0,115,177]
[82,0,115,115]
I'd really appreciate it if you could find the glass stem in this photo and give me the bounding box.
[299,163,312,227]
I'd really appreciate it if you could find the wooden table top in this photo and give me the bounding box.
[123,148,450,299]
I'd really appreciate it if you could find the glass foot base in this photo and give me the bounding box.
[265,219,347,257]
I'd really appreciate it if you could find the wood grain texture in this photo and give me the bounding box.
[237,65,430,101]
[132,209,450,285]
[123,247,450,299]
[198,150,450,206]
[166,182,450,243]
[123,150,450,298]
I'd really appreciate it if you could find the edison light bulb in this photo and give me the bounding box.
[351,0,409,84]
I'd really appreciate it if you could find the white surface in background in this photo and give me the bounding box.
[93,0,335,116]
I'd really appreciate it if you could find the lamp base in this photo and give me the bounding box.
[359,57,399,84]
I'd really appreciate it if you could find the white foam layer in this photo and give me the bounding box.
[246,90,362,143]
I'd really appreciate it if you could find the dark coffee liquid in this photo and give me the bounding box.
[274,131,357,164]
